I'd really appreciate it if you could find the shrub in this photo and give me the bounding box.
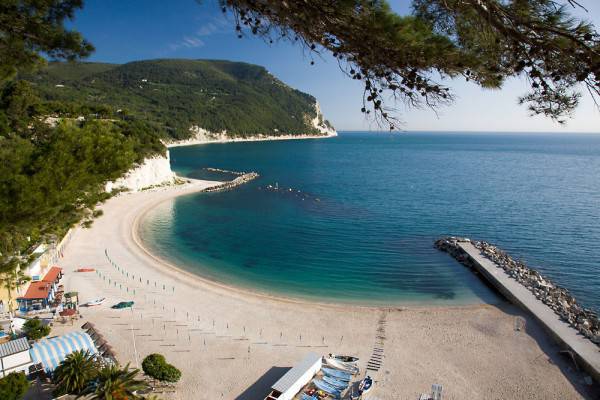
[0,372,29,400]
[22,317,50,340]
[142,353,181,383]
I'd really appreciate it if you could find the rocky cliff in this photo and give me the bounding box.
[105,154,175,193]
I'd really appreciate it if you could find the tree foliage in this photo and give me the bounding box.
[0,259,30,313]
[0,79,166,270]
[0,0,93,82]
[22,317,51,340]
[220,0,600,127]
[142,353,182,383]
[0,372,29,400]
[81,363,149,400]
[53,350,99,395]
[23,59,327,139]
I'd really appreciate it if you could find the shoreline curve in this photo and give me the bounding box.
[130,177,483,311]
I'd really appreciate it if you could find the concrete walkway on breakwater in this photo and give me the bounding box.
[458,242,600,381]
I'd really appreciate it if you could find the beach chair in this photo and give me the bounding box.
[432,383,443,400]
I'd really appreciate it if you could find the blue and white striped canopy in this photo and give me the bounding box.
[29,331,98,372]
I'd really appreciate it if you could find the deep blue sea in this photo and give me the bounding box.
[139,132,600,310]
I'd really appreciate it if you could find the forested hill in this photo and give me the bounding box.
[24,59,333,139]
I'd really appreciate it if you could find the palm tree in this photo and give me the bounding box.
[80,363,149,400]
[53,350,98,395]
[0,258,30,315]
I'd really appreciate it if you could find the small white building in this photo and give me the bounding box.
[0,337,33,377]
[264,353,322,400]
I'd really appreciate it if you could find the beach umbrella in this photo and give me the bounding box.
[82,322,96,330]
[104,349,117,359]
[99,343,112,352]
[101,344,114,353]
[59,309,76,317]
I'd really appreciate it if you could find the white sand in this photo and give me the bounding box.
[54,179,589,399]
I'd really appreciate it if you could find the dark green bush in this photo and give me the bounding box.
[22,317,50,340]
[142,353,181,383]
[0,372,29,400]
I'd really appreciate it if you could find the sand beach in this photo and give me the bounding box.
[53,178,591,399]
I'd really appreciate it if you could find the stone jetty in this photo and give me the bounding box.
[436,237,600,383]
[435,237,600,347]
[201,171,259,193]
[204,167,246,176]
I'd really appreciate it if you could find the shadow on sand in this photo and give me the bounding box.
[235,366,291,400]
[492,300,599,399]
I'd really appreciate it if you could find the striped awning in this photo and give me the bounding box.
[29,331,98,373]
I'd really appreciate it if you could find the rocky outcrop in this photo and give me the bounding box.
[435,237,600,346]
[310,101,337,137]
[105,153,175,193]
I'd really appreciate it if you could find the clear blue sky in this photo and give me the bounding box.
[69,0,600,132]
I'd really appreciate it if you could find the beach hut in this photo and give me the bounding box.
[43,266,63,286]
[29,331,98,373]
[16,281,54,312]
[0,337,33,377]
[264,353,322,400]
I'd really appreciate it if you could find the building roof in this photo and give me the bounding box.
[43,266,62,282]
[0,337,31,358]
[30,331,97,373]
[271,353,322,393]
[19,281,52,300]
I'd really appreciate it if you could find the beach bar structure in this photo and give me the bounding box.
[17,266,63,312]
[264,353,322,400]
[16,281,55,311]
[0,338,33,377]
[30,331,98,373]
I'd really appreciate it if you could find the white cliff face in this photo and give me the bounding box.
[311,101,337,137]
[105,153,175,193]
[166,101,337,147]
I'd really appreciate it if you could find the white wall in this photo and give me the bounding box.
[1,351,32,377]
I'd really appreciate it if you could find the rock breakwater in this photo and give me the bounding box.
[204,167,246,176]
[201,172,259,193]
[435,237,600,347]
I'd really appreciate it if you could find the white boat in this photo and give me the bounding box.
[322,367,351,382]
[312,379,341,398]
[325,357,359,374]
[358,376,373,394]
[85,297,106,306]
[329,354,359,365]
[323,375,348,390]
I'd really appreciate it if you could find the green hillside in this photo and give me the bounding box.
[24,59,332,139]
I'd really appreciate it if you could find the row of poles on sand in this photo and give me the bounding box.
[95,249,375,398]
[99,249,348,345]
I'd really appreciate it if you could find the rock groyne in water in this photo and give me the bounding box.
[201,172,259,193]
[435,237,600,347]
[204,167,246,176]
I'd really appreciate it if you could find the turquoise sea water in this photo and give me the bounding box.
[139,132,600,310]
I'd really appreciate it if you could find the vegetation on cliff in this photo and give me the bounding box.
[0,79,164,269]
[24,59,329,139]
